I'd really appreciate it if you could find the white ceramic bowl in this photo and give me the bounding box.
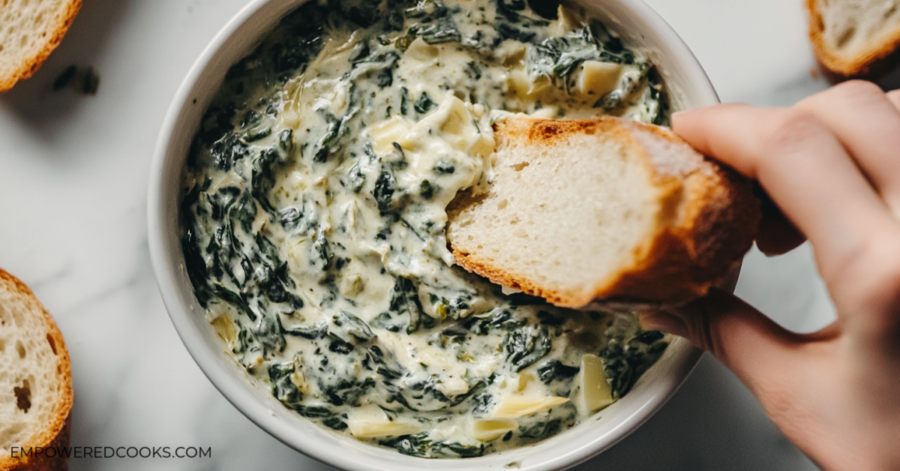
[148,1,719,469]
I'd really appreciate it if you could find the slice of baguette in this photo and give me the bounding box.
[0,269,72,471]
[0,0,82,92]
[447,116,761,309]
[806,0,900,81]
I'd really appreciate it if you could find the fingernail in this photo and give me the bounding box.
[671,109,696,123]
[639,311,688,338]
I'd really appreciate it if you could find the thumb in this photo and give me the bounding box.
[640,288,819,391]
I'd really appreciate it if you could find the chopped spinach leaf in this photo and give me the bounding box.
[284,322,327,339]
[537,360,579,384]
[294,405,334,418]
[268,360,303,407]
[504,326,552,371]
[374,168,398,213]
[434,158,455,175]
[466,309,523,335]
[333,311,377,342]
[518,418,561,440]
[419,19,461,44]
[389,277,424,334]
[414,92,437,114]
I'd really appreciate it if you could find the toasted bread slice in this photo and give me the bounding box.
[0,0,82,92]
[806,0,900,81]
[0,269,72,471]
[446,117,761,308]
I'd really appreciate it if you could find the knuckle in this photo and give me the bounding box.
[862,239,900,296]
[758,109,827,155]
[837,234,900,314]
[684,302,720,354]
[830,79,885,104]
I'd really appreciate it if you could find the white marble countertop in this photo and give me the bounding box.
[0,0,837,469]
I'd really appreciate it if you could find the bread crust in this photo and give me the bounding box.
[599,150,759,305]
[806,0,900,82]
[0,0,83,93]
[448,117,761,308]
[0,269,73,471]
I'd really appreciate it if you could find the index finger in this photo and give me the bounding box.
[673,104,897,279]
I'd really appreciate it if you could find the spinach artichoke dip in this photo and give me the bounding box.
[181,0,671,458]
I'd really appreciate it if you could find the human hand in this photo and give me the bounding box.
[641,81,900,471]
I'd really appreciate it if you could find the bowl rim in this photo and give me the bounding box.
[148,0,719,469]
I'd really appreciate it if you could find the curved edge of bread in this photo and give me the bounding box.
[597,135,760,306]
[0,269,73,471]
[0,0,83,93]
[805,0,900,82]
[449,117,761,308]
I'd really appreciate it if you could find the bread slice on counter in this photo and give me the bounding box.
[0,0,82,92]
[447,116,761,309]
[0,269,72,471]
[806,0,900,81]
